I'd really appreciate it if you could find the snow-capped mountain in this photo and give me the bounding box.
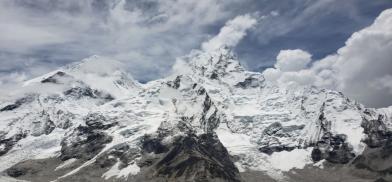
[0,47,391,182]
[23,55,140,98]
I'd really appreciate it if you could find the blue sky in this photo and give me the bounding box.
[0,0,392,107]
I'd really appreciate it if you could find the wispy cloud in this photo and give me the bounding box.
[201,14,258,51]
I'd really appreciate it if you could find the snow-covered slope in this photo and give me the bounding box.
[0,48,391,182]
[23,55,140,99]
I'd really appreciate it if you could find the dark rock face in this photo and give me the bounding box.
[259,146,295,155]
[96,143,140,169]
[173,76,181,89]
[200,94,220,133]
[63,87,114,101]
[0,104,20,112]
[167,75,182,89]
[375,178,389,182]
[4,158,75,182]
[140,133,241,182]
[6,167,28,177]
[84,113,117,130]
[353,143,392,174]
[235,76,261,89]
[362,112,392,148]
[56,110,75,129]
[258,122,304,155]
[309,104,355,164]
[284,163,390,182]
[41,71,69,84]
[0,95,35,112]
[31,111,56,136]
[263,122,305,137]
[263,122,283,136]
[197,87,206,95]
[311,132,355,164]
[352,111,392,176]
[141,135,169,155]
[0,133,27,156]
[60,125,113,161]
[44,120,55,135]
[210,71,219,79]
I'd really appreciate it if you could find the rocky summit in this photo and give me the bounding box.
[0,48,391,182]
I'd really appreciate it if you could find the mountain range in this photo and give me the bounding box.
[0,45,391,182]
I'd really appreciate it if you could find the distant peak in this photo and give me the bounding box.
[64,55,125,76]
[23,55,140,98]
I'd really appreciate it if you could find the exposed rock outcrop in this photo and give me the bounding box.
[140,133,241,182]
[60,125,113,161]
[0,133,27,156]
[311,132,355,164]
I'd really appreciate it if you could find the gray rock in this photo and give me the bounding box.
[311,132,355,164]
[0,95,36,112]
[361,112,392,148]
[96,143,140,169]
[60,125,113,161]
[63,86,114,101]
[258,122,305,155]
[235,76,261,89]
[40,71,71,84]
[31,111,56,137]
[139,133,241,182]
[0,133,27,156]
[84,113,117,130]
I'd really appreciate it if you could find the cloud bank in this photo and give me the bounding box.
[263,8,392,107]
[0,0,238,82]
[1,0,390,82]
[0,0,391,107]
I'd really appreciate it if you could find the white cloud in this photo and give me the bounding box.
[263,8,392,107]
[263,68,282,83]
[275,49,311,72]
[270,11,279,17]
[0,0,236,81]
[173,14,258,75]
[372,75,392,94]
[0,72,27,86]
[262,49,313,88]
[201,14,257,51]
[277,70,316,88]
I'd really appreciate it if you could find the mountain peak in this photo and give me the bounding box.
[64,55,125,76]
[23,55,140,98]
[172,46,245,80]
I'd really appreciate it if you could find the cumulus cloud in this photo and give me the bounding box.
[275,49,311,72]
[201,14,257,51]
[263,8,392,107]
[262,49,313,88]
